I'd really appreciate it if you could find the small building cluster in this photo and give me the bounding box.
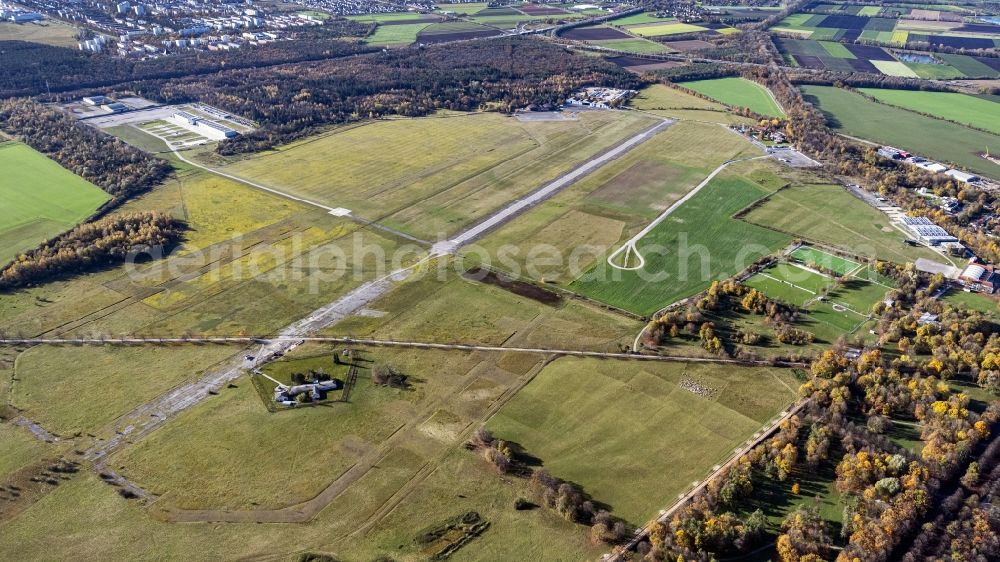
[878,146,981,185]
[167,111,240,140]
[82,95,129,113]
[915,257,999,294]
[564,87,636,109]
[0,1,44,22]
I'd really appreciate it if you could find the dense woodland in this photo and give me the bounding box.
[132,38,642,154]
[0,23,372,98]
[0,212,184,290]
[0,98,170,202]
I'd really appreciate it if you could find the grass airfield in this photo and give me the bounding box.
[0,81,896,560]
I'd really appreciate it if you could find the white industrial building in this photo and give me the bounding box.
[167,111,239,140]
[900,216,961,248]
[944,169,979,184]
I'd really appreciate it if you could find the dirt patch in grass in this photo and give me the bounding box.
[463,267,562,305]
[587,160,682,206]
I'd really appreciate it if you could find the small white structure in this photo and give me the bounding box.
[82,95,108,106]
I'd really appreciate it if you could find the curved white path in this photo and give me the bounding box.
[607,153,769,271]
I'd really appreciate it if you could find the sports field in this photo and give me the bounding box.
[800,85,1000,178]
[0,141,111,265]
[680,77,785,117]
[790,246,858,275]
[487,357,799,524]
[743,183,941,264]
[858,88,1000,135]
[746,262,834,306]
[572,170,790,315]
[221,111,658,240]
[745,260,887,338]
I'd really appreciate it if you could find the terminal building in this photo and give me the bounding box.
[167,111,240,140]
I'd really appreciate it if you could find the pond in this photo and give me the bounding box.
[894,52,939,64]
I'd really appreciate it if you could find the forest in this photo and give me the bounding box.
[131,38,643,154]
[0,98,171,203]
[0,211,184,290]
[0,23,372,98]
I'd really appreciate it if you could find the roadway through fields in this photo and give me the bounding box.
[69,114,677,469]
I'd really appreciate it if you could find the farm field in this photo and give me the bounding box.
[774,37,999,78]
[219,111,659,240]
[628,21,711,36]
[415,20,500,42]
[0,141,112,266]
[476,119,761,286]
[799,85,1000,179]
[488,358,800,524]
[611,12,740,37]
[347,12,436,23]
[680,77,784,117]
[629,83,755,125]
[0,21,81,47]
[742,183,942,264]
[571,165,791,316]
[559,25,673,53]
[592,38,672,53]
[770,6,1000,51]
[858,88,1000,135]
[364,22,431,45]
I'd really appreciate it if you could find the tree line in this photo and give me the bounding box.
[0,212,184,290]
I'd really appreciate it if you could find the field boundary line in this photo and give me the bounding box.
[0,336,809,367]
